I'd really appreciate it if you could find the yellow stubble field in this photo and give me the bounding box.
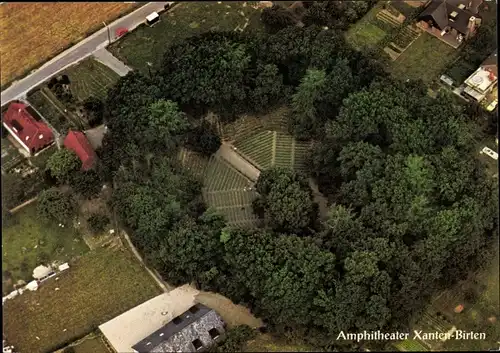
[0,2,137,87]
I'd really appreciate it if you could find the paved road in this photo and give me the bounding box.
[1,2,173,104]
[93,48,132,76]
[216,143,261,182]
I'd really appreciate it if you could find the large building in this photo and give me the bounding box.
[132,304,226,352]
[99,286,226,353]
[462,51,498,103]
[2,102,54,155]
[416,0,483,48]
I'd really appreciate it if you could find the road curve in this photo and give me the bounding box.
[1,2,173,104]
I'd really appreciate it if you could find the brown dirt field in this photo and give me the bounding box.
[0,2,136,87]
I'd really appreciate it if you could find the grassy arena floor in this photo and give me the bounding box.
[0,2,137,87]
[108,2,264,74]
[3,246,162,353]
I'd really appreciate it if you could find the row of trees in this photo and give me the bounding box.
[100,22,498,350]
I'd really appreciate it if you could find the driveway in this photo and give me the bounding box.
[93,48,132,77]
[1,2,174,104]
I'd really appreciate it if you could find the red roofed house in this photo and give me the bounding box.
[64,130,97,171]
[2,102,54,155]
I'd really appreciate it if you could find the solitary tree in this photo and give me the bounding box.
[46,148,80,183]
[37,188,76,225]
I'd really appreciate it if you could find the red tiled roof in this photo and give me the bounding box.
[2,102,54,154]
[64,130,97,171]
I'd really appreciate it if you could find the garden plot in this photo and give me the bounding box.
[274,132,294,168]
[1,137,24,173]
[2,246,162,353]
[27,89,76,133]
[390,32,458,84]
[65,58,120,102]
[232,129,311,173]
[345,3,394,50]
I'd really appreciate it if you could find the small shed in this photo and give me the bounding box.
[33,265,52,280]
[146,12,160,26]
[58,263,70,272]
[26,281,39,291]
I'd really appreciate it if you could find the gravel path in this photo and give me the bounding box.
[216,143,261,182]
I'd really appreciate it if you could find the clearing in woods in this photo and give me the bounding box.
[0,2,137,87]
[180,107,316,227]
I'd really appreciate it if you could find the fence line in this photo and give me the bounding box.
[9,196,38,214]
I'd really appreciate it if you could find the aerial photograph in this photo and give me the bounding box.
[1,1,498,352]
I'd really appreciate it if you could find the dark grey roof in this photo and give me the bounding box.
[418,0,481,33]
[132,304,225,353]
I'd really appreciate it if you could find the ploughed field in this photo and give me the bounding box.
[0,2,136,87]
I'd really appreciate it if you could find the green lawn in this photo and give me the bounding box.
[445,57,476,85]
[65,57,120,102]
[390,32,458,83]
[108,1,264,74]
[2,203,89,294]
[3,246,162,353]
[345,3,390,50]
[440,250,500,351]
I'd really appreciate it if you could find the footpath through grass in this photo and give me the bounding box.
[109,1,264,74]
[2,203,88,294]
[3,246,162,353]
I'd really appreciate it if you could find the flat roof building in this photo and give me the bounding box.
[99,285,212,353]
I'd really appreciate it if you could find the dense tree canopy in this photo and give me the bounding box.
[46,149,81,183]
[261,4,298,33]
[37,188,76,225]
[253,168,317,233]
[99,21,498,351]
